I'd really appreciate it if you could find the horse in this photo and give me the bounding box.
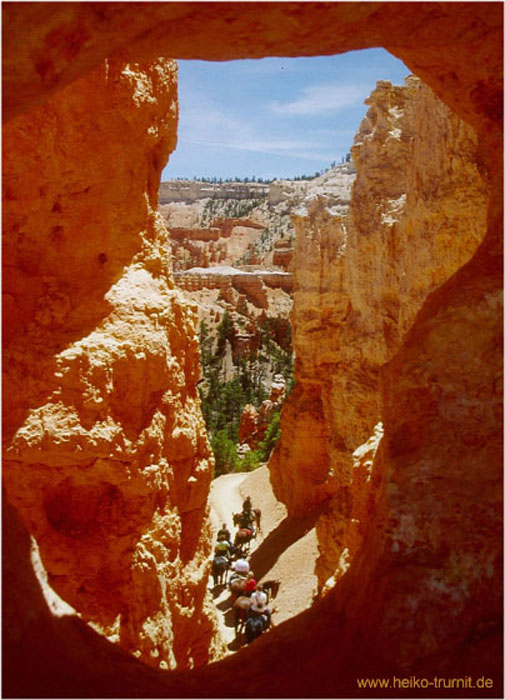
[232,595,252,635]
[244,613,265,644]
[211,555,229,587]
[261,579,281,603]
[233,528,253,556]
[233,508,262,533]
[228,575,247,601]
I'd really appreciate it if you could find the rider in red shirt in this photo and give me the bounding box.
[244,571,257,595]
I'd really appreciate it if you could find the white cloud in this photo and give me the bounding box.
[271,84,368,116]
[179,103,333,161]
[183,137,333,162]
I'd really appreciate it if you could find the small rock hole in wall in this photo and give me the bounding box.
[98,252,108,265]
[159,50,409,480]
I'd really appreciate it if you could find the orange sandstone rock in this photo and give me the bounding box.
[166,220,266,271]
[272,240,294,270]
[2,3,502,698]
[3,57,224,671]
[271,78,491,585]
[239,374,286,449]
[238,404,259,447]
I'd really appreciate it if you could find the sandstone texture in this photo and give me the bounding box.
[160,166,355,273]
[270,74,501,672]
[3,57,224,672]
[175,267,292,300]
[238,374,286,449]
[272,76,492,572]
[272,76,490,515]
[2,3,502,699]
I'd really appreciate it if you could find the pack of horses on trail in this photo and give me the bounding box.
[211,496,280,646]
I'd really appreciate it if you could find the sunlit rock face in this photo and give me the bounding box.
[269,75,502,674]
[270,76,491,584]
[3,57,224,671]
[2,3,502,698]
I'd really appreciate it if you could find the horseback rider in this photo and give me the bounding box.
[242,495,252,513]
[217,523,231,541]
[243,571,257,596]
[229,556,250,585]
[238,507,255,535]
[249,584,271,629]
[214,537,233,563]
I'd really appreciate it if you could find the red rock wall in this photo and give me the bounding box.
[272,241,294,270]
[3,57,224,671]
[2,3,502,698]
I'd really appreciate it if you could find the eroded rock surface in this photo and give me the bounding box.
[271,76,491,575]
[160,166,355,272]
[239,374,286,449]
[3,57,224,671]
[269,75,501,673]
[2,3,502,698]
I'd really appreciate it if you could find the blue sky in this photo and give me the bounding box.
[162,49,410,181]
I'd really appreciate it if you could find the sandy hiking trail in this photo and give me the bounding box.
[208,465,319,653]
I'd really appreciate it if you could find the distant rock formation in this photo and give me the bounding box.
[162,167,355,382]
[174,267,292,302]
[160,165,355,273]
[159,180,270,203]
[239,374,286,448]
[272,240,294,270]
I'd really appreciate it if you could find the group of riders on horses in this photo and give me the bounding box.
[212,496,272,644]
[214,495,258,560]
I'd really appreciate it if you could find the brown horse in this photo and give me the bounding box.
[233,527,253,556]
[233,509,261,533]
[232,595,252,635]
[228,575,247,601]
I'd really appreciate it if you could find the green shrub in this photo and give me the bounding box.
[258,411,281,461]
[198,311,292,477]
[211,430,238,476]
[235,449,262,473]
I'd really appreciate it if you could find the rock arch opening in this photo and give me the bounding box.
[3,3,502,698]
[159,56,361,485]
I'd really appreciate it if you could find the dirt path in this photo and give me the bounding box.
[208,466,320,653]
[208,471,248,537]
[208,470,263,650]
